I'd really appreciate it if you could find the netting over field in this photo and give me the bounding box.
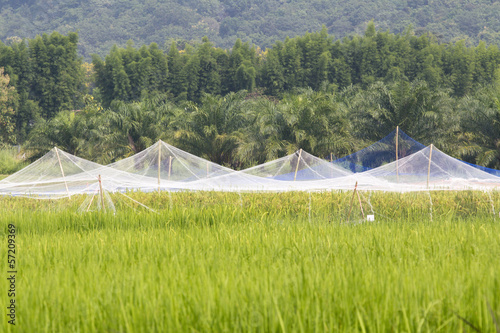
[0,147,104,198]
[461,161,500,177]
[107,140,234,182]
[2,131,500,199]
[242,149,352,181]
[334,127,500,177]
[362,145,500,191]
[332,128,426,172]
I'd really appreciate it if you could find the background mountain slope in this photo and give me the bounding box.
[1,0,500,58]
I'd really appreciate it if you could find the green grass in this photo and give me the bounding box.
[0,148,27,175]
[1,191,500,332]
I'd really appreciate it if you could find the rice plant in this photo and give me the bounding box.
[1,191,499,332]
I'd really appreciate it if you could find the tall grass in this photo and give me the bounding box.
[1,191,499,332]
[0,148,27,175]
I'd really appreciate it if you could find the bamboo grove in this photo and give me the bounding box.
[1,22,500,171]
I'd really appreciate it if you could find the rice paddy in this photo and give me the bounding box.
[1,191,500,332]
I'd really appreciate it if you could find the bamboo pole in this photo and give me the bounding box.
[396,126,399,183]
[98,174,106,213]
[330,152,334,178]
[86,191,97,212]
[347,181,358,223]
[427,144,433,189]
[54,147,70,198]
[168,156,173,181]
[158,142,161,194]
[293,149,303,181]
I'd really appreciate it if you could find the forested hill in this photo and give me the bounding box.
[1,0,500,59]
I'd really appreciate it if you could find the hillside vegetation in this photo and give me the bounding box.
[1,25,500,169]
[0,0,500,58]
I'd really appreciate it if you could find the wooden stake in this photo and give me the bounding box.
[347,181,358,223]
[330,152,334,178]
[294,149,303,182]
[86,191,97,212]
[396,126,399,183]
[427,144,433,189]
[54,147,70,198]
[98,174,106,213]
[158,142,161,194]
[168,155,172,180]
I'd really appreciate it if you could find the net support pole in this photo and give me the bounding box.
[54,147,70,198]
[330,152,334,178]
[168,156,172,181]
[158,142,161,194]
[396,126,399,183]
[294,149,303,182]
[86,191,97,212]
[427,144,433,189]
[98,174,106,213]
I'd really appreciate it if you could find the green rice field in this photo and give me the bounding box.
[1,191,500,332]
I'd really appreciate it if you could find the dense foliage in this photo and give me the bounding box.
[1,27,500,170]
[0,32,84,141]
[1,0,499,59]
[91,23,500,104]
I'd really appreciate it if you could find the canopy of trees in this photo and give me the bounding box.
[90,24,500,105]
[1,27,500,171]
[0,32,84,141]
[0,0,499,59]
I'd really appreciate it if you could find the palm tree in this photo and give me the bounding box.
[172,91,248,167]
[348,80,456,146]
[279,88,354,158]
[26,106,109,161]
[103,94,183,161]
[235,97,288,166]
[236,88,355,166]
[456,86,500,168]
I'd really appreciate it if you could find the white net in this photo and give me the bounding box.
[0,147,103,198]
[362,145,500,191]
[2,141,500,198]
[107,140,234,182]
[241,149,352,181]
[332,127,426,172]
[0,147,158,197]
[77,187,116,213]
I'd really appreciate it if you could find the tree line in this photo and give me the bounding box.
[1,24,500,169]
[91,23,500,105]
[0,32,83,142]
